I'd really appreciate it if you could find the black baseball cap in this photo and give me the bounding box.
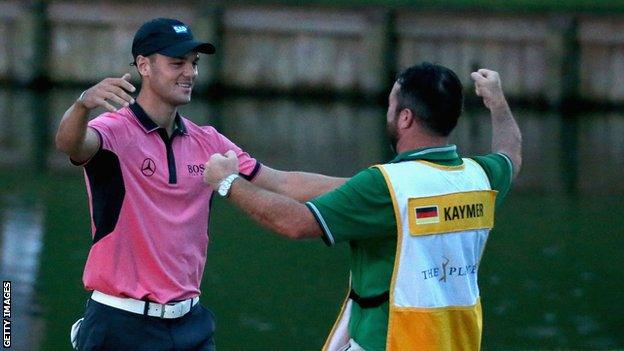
[131,18,215,64]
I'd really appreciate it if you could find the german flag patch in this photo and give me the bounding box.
[414,206,440,225]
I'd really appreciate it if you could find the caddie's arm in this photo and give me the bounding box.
[471,69,522,179]
[204,151,322,239]
[55,73,136,163]
[252,166,347,202]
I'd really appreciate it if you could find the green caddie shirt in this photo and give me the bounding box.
[305,145,513,351]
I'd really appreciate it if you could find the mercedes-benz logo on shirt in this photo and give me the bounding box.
[141,158,156,177]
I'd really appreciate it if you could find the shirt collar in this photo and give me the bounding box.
[129,103,187,135]
[390,144,459,163]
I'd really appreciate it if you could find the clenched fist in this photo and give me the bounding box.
[470,69,507,111]
[203,150,240,188]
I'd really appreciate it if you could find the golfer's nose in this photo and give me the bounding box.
[183,62,197,78]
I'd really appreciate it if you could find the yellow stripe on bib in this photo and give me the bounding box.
[387,300,482,351]
[408,191,497,236]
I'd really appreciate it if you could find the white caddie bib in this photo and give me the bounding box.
[323,159,496,351]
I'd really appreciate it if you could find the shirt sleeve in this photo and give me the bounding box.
[471,153,514,207]
[71,113,124,166]
[214,130,261,180]
[88,113,125,152]
[305,167,396,246]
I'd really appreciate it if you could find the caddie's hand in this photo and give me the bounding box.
[76,73,136,112]
[203,150,240,188]
[470,69,507,111]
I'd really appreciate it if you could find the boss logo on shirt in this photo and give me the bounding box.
[187,164,205,176]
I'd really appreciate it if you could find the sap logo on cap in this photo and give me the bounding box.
[172,25,188,34]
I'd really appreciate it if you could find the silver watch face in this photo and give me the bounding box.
[217,174,238,197]
[217,182,229,197]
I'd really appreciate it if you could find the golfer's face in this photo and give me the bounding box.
[149,52,199,106]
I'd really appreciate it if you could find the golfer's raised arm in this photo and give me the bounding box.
[471,69,522,179]
[55,73,136,163]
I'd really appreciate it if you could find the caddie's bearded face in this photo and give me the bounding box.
[386,82,401,152]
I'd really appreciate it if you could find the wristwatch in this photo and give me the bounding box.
[77,90,87,102]
[216,174,239,197]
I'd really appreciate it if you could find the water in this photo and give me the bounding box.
[0,87,622,350]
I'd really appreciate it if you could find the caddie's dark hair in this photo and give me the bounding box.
[395,62,463,136]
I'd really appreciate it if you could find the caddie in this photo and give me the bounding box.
[202,62,522,350]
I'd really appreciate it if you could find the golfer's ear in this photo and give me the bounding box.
[136,55,150,76]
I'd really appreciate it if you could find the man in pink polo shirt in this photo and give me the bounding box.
[56,18,344,351]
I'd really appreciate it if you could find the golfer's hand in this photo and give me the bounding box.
[76,73,136,112]
[471,69,506,111]
[204,150,240,188]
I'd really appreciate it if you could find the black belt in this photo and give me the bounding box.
[349,289,389,308]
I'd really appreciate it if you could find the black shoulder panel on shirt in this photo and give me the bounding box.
[85,149,125,244]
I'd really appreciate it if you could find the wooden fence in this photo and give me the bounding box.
[2,1,624,104]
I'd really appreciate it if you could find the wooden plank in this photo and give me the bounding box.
[480,41,505,74]
[437,40,463,77]
[0,21,10,76]
[0,1,23,20]
[396,39,415,70]
[458,40,480,78]
[48,2,195,25]
[499,43,523,95]
[523,43,547,95]
[223,6,368,36]
[222,32,260,87]
[580,44,610,99]
[580,16,624,44]
[333,38,358,89]
[396,12,550,41]
[413,40,439,65]
[577,115,624,193]
[608,46,624,101]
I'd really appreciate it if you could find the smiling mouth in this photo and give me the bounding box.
[176,83,193,89]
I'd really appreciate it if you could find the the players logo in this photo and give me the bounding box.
[421,256,477,282]
[141,158,156,177]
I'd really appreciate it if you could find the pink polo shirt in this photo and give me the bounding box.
[78,103,259,304]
